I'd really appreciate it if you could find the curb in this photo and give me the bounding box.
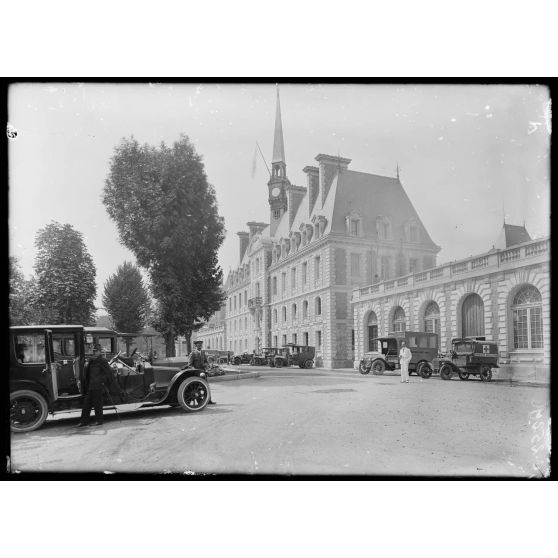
[209,371,261,382]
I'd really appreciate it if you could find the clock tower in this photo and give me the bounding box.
[268,86,289,235]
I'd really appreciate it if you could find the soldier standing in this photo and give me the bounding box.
[188,340,216,404]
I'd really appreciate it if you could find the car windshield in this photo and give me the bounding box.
[454,342,473,353]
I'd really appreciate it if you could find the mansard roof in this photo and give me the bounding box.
[273,168,438,249]
[494,223,532,249]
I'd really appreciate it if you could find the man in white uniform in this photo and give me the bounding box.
[399,341,412,383]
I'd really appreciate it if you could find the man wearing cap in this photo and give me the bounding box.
[188,340,216,404]
[77,344,118,426]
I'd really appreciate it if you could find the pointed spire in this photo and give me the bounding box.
[272,85,285,164]
[396,161,400,180]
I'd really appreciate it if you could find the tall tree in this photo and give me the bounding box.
[33,221,97,325]
[102,261,150,333]
[9,256,37,325]
[103,136,225,356]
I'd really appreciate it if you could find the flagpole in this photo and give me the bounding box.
[256,141,271,176]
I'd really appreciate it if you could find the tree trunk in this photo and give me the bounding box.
[164,331,176,357]
[185,332,192,355]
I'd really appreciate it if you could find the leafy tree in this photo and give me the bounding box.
[102,261,150,350]
[33,221,97,325]
[9,256,37,325]
[103,136,225,356]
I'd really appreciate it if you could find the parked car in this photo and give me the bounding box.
[359,332,438,377]
[270,344,315,368]
[10,324,211,433]
[232,352,252,365]
[432,337,499,381]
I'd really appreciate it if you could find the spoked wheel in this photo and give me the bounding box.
[440,364,453,380]
[274,359,283,368]
[10,390,49,433]
[479,366,492,382]
[418,362,433,379]
[371,360,386,375]
[176,377,210,412]
[458,371,470,381]
[359,362,371,375]
[234,357,241,365]
[304,360,313,369]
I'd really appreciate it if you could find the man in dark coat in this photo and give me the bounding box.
[77,344,118,427]
[188,340,216,404]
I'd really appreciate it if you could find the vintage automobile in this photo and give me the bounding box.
[270,344,315,368]
[359,331,438,377]
[433,337,499,381]
[204,349,233,365]
[10,324,211,433]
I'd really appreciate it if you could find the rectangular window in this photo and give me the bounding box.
[303,332,308,345]
[302,262,307,285]
[282,334,287,346]
[291,267,297,290]
[244,291,247,306]
[513,309,528,349]
[381,256,390,280]
[281,272,286,294]
[530,306,543,348]
[234,296,237,311]
[272,276,277,295]
[351,329,355,351]
[15,333,46,364]
[273,335,278,347]
[316,330,322,349]
[350,253,361,277]
[409,258,418,273]
[292,333,297,344]
[314,256,321,281]
[350,220,359,236]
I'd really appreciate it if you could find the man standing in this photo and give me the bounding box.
[77,343,118,426]
[188,340,216,404]
[399,341,412,383]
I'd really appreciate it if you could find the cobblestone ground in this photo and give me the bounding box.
[9,369,551,477]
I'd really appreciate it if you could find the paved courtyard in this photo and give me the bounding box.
[9,368,551,477]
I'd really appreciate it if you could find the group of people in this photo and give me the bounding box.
[77,339,215,427]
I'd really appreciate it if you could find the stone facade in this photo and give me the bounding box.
[222,91,439,368]
[352,235,550,383]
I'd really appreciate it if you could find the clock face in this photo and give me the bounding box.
[271,187,280,197]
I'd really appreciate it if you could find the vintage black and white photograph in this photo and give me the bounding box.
[7,81,551,477]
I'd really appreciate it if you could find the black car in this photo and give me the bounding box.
[433,337,499,381]
[10,324,211,433]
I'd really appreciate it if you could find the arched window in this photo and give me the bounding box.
[282,306,287,322]
[512,286,543,349]
[392,307,406,332]
[367,311,378,351]
[292,303,297,321]
[315,297,322,316]
[462,293,484,337]
[273,308,278,323]
[303,300,308,319]
[424,301,440,338]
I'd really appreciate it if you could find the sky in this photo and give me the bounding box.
[8,82,551,310]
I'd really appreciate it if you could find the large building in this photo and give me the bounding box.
[352,224,550,382]
[220,90,440,368]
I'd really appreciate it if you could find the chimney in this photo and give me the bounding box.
[286,185,307,227]
[237,231,249,261]
[315,154,351,207]
[303,166,319,214]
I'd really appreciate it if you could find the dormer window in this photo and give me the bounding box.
[377,217,392,240]
[346,211,362,237]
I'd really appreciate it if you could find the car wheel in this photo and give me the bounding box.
[371,360,385,375]
[359,362,370,375]
[440,364,453,380]
[10,390,49,433]
[480,366,492,382]
[234,357,241,365]
[176,377,210,412]
[275,359,283,368]
[418,362,433,379]
[304,360,313,369]
[458,371,470,381]
[269,360,275,367]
